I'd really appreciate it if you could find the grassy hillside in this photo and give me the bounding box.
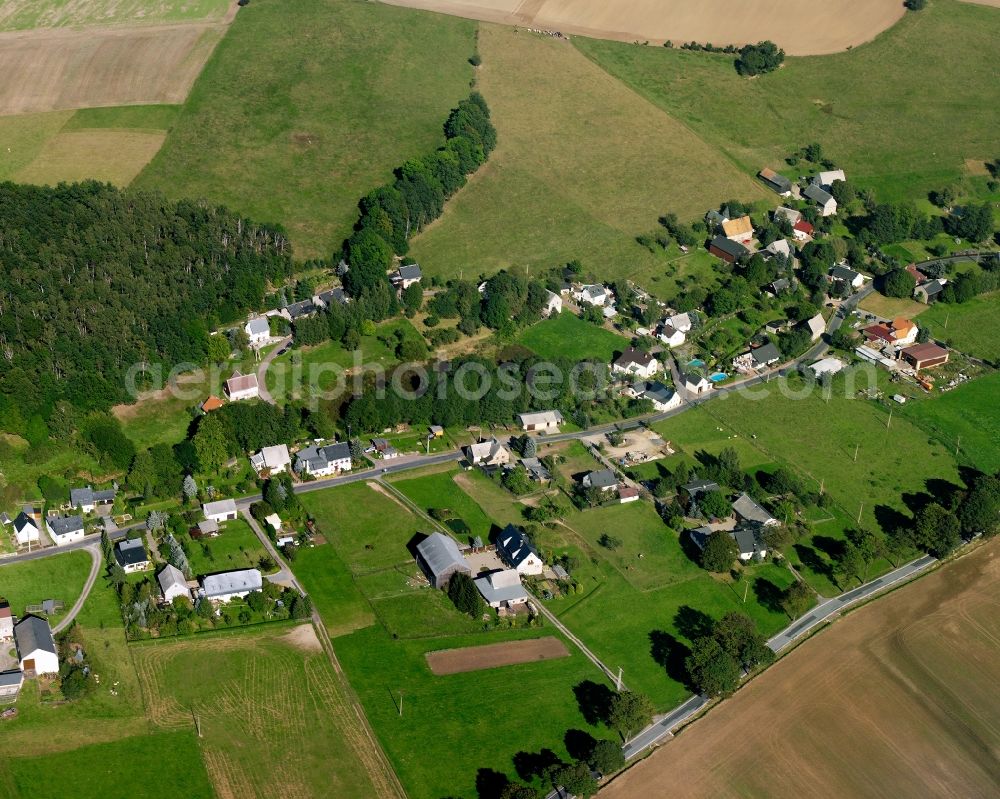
[0,0,230,30]
[575,0,1000,202]
[136,0,477,258]
[409,23,769,285]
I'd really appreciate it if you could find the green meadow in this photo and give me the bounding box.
[516,312,628,362]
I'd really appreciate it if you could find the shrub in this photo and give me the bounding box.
[735,41,784,76]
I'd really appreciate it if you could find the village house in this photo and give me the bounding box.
[391,263,423,291]
[520,457,551,483]
[46,515,85,546]
[792,220,815,242]
[804,313,826,342]
[282,299,318,322]
[370,438,399,459]
[899,342,950,371]
[709,236,750,264]
[463,438,512,468]
[13,510,40,546]
[315,288,349,308]
[157,564,191,604]
[0,669,24,702]
[612,347,660,379]
[642,381,681,412]
[681,372,712,396]
[245,316,271,347]
[682,479,721,501]
[829,264,865,290]
[863,317,918,347]
[764,278,792,297]
[0,602,13,641]
[758,167,793,196]
[573,284,611,307]
[582,469,618,493]
[196,518,219,538]
[250,444,292,476]
[774,206,802,226]
[496,524,544,576]
[15,615,58,676]
[416,533,472,589]
[474,569,529,611]
[750,342,782,369]
[765,238,792,259]
[804,183,837,216]
[658,322,685,348]
[114,538,150,574]
[722,215,754,244]
[224,370,260,402]
[70,485,116,514]
[203,498,238,523]
[732,493,780,527]
[542,290,562,317]
[732,525,768,562]
[667,312,694,334]
[816,169,847,187]
[201,569,263,603]
[518,410,563,434]
[294,442,352,477]
[914,279,947,304]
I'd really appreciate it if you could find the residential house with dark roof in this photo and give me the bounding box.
[15,615,58,676]
[13,511,40,546]
[758,167,793,196]
[612,347,660,379]
[295,442,352,477]
[391,263,423,290]
[642,381,681,412]
[750,342,782,369]
[709,236,750,265]
[914,279,947,304]
[282,299,318,321]
[582,469,617,492]
[732,493,779,527]
[804,183,837,216]
[46,515,85,546]
[114,538,150,573]
[495,525,544,576]
[70,485,116,514]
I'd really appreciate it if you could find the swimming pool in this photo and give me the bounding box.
[687,358,706,368]
[709,372,728,382]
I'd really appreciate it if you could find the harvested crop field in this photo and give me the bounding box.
[426,636,570,674]
[601,539,1000,799]
[381,0,905,55]
[0,19,229,115]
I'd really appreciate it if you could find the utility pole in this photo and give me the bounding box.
[854,442,860,463]
[858,502,864,524]
[743,580,749,604]
[887,407,893,429]
[615,667,623,693]
[398,691,404,717]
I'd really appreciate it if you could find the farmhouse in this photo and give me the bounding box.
[416,533,472,589]
[686,525,714,553]
[658,322,685,348]
[681,372,712,395]
[667,312,694,333]
[157,564,190,604]
[0,603,13,641]
[758,168,793,196]
[474,569,529,611]
[582,469,618,492]
[722,215,754,244]
[750,342,782,369]
[542,290,562,317]
[774,206,802,226]
[733,493,779,527]
[224,370,259,402]
[250,444,292,475]
[520,457,551,483]
[642,381,681,412]
[13,511,40,546]
[914,279,947,304]
[496,525,544,576]
[295,442,352,477]
[804,183,837,216]
[612,347,659,379]
[804,313,826,342]
[863,317,918,346]
[899,343,949,371]
[245,316,271,347]
[573,284,611,307]
[792,220,815,241]
[282,299,318,321]
[732,525,768,562]
[519,410,563,434]
[70,485,116,513]
[0,669,24,701]
[709,236,750,264]
[46,515,84,546]
[809,357,846,377]
[201,569,263,603]
[15,615,58,676]
[203,499,238,523]
[765,238,792,259]
[392,263,423,290]
[830,265,865,290]
[464,438,512,468]
[114,538,149,573]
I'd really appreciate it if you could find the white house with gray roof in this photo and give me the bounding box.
[200,569,263,602]
[13,511,40,546]
[474,569,529,610]
[803,183,837,216]
[0,669,24,701]
[70,485,116,513]
[46,515,85,546]
[518,410,563,434]
[157,564,191,604]
[732,493,780,527]
[295,442,352,477]
[582,469,617,492]
[245,316,271,347]
[496,525,544,576]
[249,444,291,476]
[15,615,58,676]
[203,499,238,523]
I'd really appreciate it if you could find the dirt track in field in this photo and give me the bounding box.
[427,636,571,674]
[0,16,230,114]
[601,539,1000,798]
[378,0,905,55]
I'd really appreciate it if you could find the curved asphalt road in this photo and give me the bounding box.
[52,543,102,634]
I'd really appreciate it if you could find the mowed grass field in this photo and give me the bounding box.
[0,549,91,618]
[390,466,495,542]
[0,0,230,30]
[903,372,1000,474]
[516,311,628,362]
[130,623,401,798]
[576,0,1000,202]
[137,0,476,258]
[602,538,1000,799]
[409,23,769,283]
[917,291,1000,362]
[0,731,213,799]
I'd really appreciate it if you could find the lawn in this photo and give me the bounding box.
[516,312,628,363]
[903,371,1000,474]
[1,732,212,798]
[290,541,375,637]
[0,0,230,30]
[184,517,270,577]
[129,623,395,798]
[0,549,91,618]
[409,23,768,285]
[858,292,929,321]
[575,0,1000,203]
[135,0,477,258]
[390,467,496,542]
[917,291,1000,362]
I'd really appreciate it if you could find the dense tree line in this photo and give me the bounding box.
[0,181,293,429]
[341,93,496,309]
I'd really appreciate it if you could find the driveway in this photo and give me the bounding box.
[256,335,291,405]
[53,543,102,634]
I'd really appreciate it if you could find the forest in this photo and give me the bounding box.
[0,181,293,427]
